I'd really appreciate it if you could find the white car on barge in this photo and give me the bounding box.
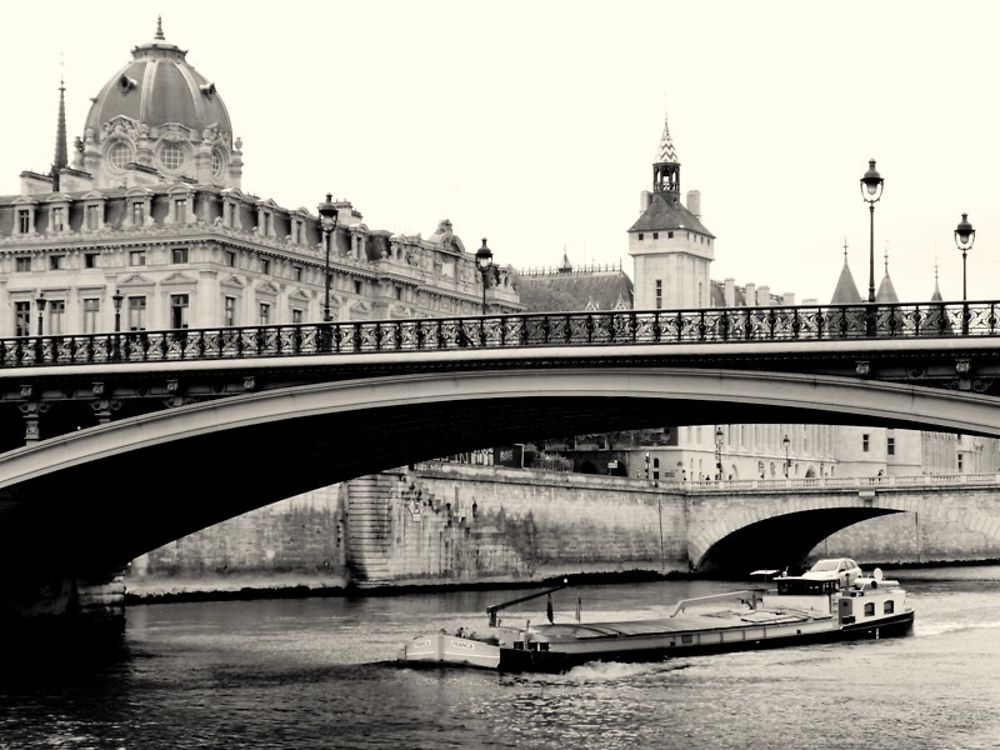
[399,561,914,673]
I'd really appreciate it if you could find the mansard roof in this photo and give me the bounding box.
[628,191,714,237]
[515,267,634,312]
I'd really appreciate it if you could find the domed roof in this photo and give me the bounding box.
[84,20,232,146]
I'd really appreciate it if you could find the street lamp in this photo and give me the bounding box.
[714,426,724,481]
[36,292,46,336]
[112,289,124,333]
[782,433,791,478]
[475,238,496,316]
[954,213,975,302]
[317,193,339,323]
[860,159,885,303]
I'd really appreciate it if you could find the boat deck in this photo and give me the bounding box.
[527,607,828,641]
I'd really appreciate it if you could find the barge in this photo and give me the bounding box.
[399,561,915,673]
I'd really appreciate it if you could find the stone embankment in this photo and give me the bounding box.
[126,466,1000,600]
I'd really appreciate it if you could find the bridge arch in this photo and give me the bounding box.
[690,493,1000,572]
[3,367,1000,575]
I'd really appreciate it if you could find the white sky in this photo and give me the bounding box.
[2,0,998,304]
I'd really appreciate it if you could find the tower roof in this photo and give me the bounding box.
[628,191,713,236]
[876,274,899,303]
[51,77,68,189]
[831,257,862,304]
[655,112,678,164]
[83,19,232,147]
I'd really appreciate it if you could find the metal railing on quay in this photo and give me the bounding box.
[2,299,998,368]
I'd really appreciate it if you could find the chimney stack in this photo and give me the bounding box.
[686,190,701,219]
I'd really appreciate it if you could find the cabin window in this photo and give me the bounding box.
[884,600,894,614]
[864,602,875,617]
[681,634,693,644]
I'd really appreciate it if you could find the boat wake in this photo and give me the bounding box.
[504,659,691,686]
[916,618,1000,638]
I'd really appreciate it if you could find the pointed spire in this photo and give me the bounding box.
[51,70,68,192]
[876,239,898,303]
[655,111,679,164]
[558,247,572,273]
[931,261,943,302]
[155,16,165,41]
[831,245,863,304]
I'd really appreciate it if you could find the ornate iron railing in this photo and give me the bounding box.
[2,300,997,368]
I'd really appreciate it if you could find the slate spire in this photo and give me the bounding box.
[51,74,68,192]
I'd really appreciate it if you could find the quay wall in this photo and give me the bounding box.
[126,470,1000,597]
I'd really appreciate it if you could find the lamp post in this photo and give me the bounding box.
[36,293,46,336]
[714,426,724,481]
[475,238,496,316]
[860,159,885,304]
[317,193,339,323]
[954,213,975,302]
[112,289,124,333]
[782,433,791,478]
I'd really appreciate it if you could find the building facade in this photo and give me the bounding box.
[0,23,521,340]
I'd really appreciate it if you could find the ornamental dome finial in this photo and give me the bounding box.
[155,16,164,41]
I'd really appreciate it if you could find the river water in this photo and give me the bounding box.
[3,566,1000,749]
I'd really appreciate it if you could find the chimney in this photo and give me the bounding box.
[802,297,818,306]
[782,292,796,306]
[757,285,771,306]
[686,190,701,219]
[724,278,736,307]
[744,283,756,306]
[640,190,652,212]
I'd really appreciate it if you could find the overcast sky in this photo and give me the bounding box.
[2,1,997,304]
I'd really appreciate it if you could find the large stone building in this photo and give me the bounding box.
[0,22,520,340]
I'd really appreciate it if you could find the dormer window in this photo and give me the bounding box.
[51,207,65,232]
[174,198,187,224]
[86,204,101,230]
[18,210,30,234]
[160,144,185,171]
[132,202,145,226]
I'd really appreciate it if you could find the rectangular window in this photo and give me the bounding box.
[174,199,187,224]
[655,279,663,309]
[129,251,146,266]
[225,250,236,267]
[224,296,236,327]
[84,253,99,269]
[132,202,145,226]
[887,437,895,456]
[260,258,271,275]
[292,308,303,324]
[258,302,271,325]
[958,454,964,471]
[653,232,659,240]
[14,301,30,336]
[48,300,65,335]
[354,280,363,295]
[638,233,644,241]
[395,285,403,300]
[668,231,674,239]
[49,255,64,271]
[128,296,147,331]
[15,256,30,273]
[86,204,100,229]
[172,247,189,264]
[294,266,303,282]
[18,209,30,234]
[170,294,190,329]
[862,434,870,453]
[51,207,64,232]
[83,298,100,333]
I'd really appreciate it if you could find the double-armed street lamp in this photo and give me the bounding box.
[475,238,496,316]
[955,213,976,302]
[317,193,339,323]
[782,433,791,478]
[860,159,885,304]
